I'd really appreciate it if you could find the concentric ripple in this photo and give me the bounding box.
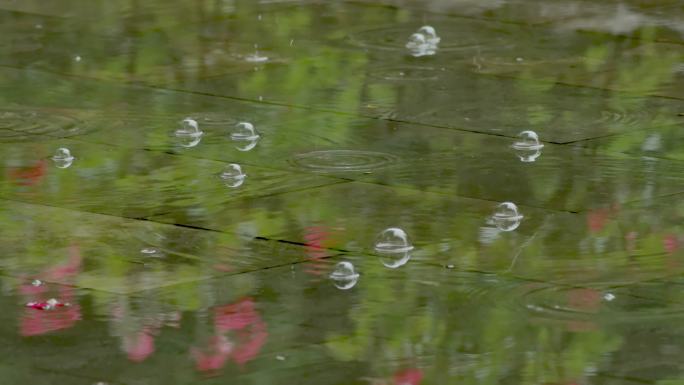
[0,109,84,142]
[368,66,444,81]
[290,150,399,173]
[518,282,684,323]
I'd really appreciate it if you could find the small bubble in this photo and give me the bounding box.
[374,227,413,268]
[276,355,286,361]
[31,279,43,287]
[230,122,260,152]
[445,264,455,269]
[491,202,523,232]
[141,247,164,258]
[406,25,440,57]
[52,147,75,168]
[516,57,524,62]
[220,163,247,188]
[329,261,360,290]
[174,118,203,148]
[603,293,616,301]
[511,130,544,163]
[74,55,82,62]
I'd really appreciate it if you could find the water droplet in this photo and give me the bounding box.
[220,163,246,188]
[245,44,269,63]
[174,118,203,148]
[491,202,523,232]
[329,261,359,290]
[74,55,82,62]
[374,227,414,268]
[230,122,260,152]
[511,131,544,163]
[51,147,74,168]
[405,25,440,57]
[141,247,164,258]
[604,293,616,301]
[31,279,43,287]
[446,264,455,269]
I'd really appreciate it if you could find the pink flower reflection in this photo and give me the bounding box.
[124,329,155,362]
[193,297,268,372]
[394,368,423,385]
[20,244,82,336]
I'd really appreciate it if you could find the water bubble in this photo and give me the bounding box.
[511,131,544,163]
[603,293,616,301]
[73,55,82,62]
[230,122,260,152]
[406,25,440,57]
[374,227,414,253]
[174,118,203,148]
[31,279,43,287]
[329,261,359,290]
[276,355,286,361]
[220,163,246,188]
[491,202,523,232]
[374,227,414,268]
[51,147,74,168]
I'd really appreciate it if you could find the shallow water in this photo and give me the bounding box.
[0,0,683,384]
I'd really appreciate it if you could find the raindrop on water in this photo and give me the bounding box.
[491,202,523,232]
[329,261,359,290]
[511,130,544,163]
[220,163,247,188]
[174,118,204,148]
[230,122,260,152]
[374,227,414,268]
[52,147,74,168]
[406,25,440,57]
[245,44,269,63]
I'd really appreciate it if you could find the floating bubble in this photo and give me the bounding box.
[329,261,359,290]
[174,118,204,148]
[406,25,440,57]
[51,147,74,168]
[491,202,523,232]
[220,163,246,188]
[511,131,544,163]
[31,279,43,287]
[374,227,414,253]
[230,122,260,152]
[603,293,616,301]
[374,227,414,268]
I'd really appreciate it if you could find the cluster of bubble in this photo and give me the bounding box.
[406,26,440,57]
[174,117,261,151]
[331,203,525,290]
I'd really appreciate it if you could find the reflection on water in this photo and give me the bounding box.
[0,0,682,384]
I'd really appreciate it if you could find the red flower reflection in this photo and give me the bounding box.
[124,329,155,362]
[394,368,423,385]
[8,159,47,186]
[193,297,268,373]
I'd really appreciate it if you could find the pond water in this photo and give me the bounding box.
[0,0,683,384]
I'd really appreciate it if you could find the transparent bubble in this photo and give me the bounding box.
[511,131,544,163]
[174,118,204,148]
[417,25,441,45]
[603,293,616,301]
[230,122,260,152]
[491,202,523,232]
[405,25,439,57]
[374,227,414,253]
[31,279,43,287]
[329,261,359,290]
[52,147,74,168]
[220,163,247,188]
[374,228,414,268]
